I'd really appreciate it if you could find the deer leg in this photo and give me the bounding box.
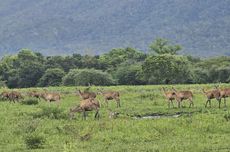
[178,100,181,108]
[83,111,86,120]
[205,99,209,108]
[105,99,108,108]
[171,100,174,108]
[116,99,121,108]
[224,98,227,107]
[189,98,193,108]
[168,100,171,108]
[218,99,221,109]
[94,110,99,120]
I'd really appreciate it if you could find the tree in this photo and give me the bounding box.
[62,69,115,86]
[149,38,182,55]
[38,68,65,87]
[99,47,146,71]
[114,63,144,85]
[142,54,191,84]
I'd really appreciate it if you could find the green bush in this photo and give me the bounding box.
[21,98,39,105]
[33,106,67,119]
[62,68,115,86]
[25,133,46,149]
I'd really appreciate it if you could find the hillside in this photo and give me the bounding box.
[0,0,229,56]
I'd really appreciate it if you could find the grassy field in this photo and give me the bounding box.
[1,84,230,152]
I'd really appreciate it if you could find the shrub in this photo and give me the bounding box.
[25,133,46,149]
[33,106,67,119]
[21,98,39,105]
[62,68,115,86]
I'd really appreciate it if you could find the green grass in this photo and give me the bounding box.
[1,84,230,152]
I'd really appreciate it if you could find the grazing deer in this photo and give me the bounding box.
[28,91,42,100]
[172,87,194,108]
[97,89,121,108]
[161,87,176,108]
[41,92,61,105]
[202,88,221,108]
[0,91,10,100]
[214,86,230,107]
[8,91,24,103]
[77,89,96,100]
[69,98,100,120]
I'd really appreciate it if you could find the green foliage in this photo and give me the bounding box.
[38,68,65,87]
[113,63,144,85]
[1,45,230,87]
[62,68,115,86]
[142,54,191,84]
[25,133,46,149]
[33,106,67,119]
[149,38,182,55]
[21,98,39,105]
[99,47,146,71]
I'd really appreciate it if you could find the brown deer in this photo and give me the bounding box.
[172,87,194,108]
[214,86,230,107]
[8,91,24,102]
[41,92,61,105]
[0,91,10,100]
[202,88,221,108]
[97,89,121,108]
[162,87,176,108]
[69,98,100,120]
[77,89,96,100]
[27,91,42,100]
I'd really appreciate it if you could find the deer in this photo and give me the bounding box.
[202,87,221,108]
[77,89,96,100]
[69,98,100,120]
[161,87,176,108]
[0,91,10,100]
[8,91,24,103]
[214,85,230,107]
[97,89,121,108]
[172,87,194,108]
[27,90,42,100]
[41,92,61,106]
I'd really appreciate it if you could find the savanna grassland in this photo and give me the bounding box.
[1,84,230,152]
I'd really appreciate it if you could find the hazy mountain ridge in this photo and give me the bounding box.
[0,0,229,56]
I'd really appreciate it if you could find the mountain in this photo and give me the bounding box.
[0,0,229,57]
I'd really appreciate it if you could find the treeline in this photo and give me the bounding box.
[0,38,229,88]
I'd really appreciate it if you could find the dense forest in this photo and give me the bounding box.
[0,38,229,88]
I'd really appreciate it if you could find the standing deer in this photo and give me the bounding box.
[214,86,230,107]
[0,91,10,100]
[41,92,61,106]
[8,91,24,103]
[202,88,221,108]
[77,89,96,100]
[69,98,100,120]
[172,87,194,108]
[97,89,121,108]
[28,91,42,100]
[161,87,176,108]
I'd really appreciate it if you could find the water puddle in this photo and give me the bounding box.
[133,113,184,119]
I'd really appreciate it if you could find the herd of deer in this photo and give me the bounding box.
[1,85,230,120]
[162,86,230,109]
[0,88,120,120]
[69,88,120,120]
